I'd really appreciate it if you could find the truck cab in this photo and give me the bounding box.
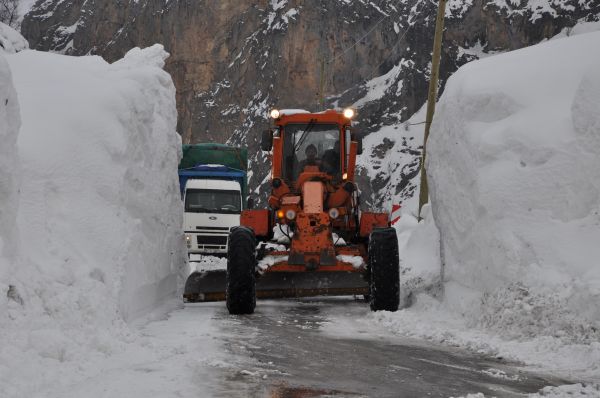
[183,178,243,255]
[178,144,248,257]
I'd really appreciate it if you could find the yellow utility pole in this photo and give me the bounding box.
[417,0,447,220]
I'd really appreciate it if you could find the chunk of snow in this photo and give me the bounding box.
[528,383,600,397]
[336,255,364,268]
[0,22,29,54]
[278,108,311,115]
[258,255,288,271]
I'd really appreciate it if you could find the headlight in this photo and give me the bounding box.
[328,208,340,219]
[285,209,296,220]
[343,108,355,119]
[270,109,281,119]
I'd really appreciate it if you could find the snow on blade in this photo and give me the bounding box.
[336,255,364,268]
[278,108,311,115]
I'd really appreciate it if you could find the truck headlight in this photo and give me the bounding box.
[270,109,280,119]
[343,108,355,119]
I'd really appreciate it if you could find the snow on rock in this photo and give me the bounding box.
[0,22,29,54]
[356,104,425,212]
[1,44,186,395]
[528,383,600,397]
[486,0,595,23]
[17,0,37,23]
[420,31,600,376]
[451,383,600,398]
[552,20,600,40]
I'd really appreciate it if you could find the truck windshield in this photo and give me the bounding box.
[184,189,241,214]
[282,123,341,182]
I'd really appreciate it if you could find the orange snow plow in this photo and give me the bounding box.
[184,108,399,314]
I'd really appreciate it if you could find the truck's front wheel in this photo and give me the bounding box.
[368,227,400,312]
[226,226,257,314]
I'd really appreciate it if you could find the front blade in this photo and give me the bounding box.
[184,270,227,302]
[255,271,368,299]
[183,269,368,303]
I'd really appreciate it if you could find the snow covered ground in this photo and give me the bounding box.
[0,29,187,396]
[365,30,600,388]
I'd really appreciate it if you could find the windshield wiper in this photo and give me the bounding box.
[293,119,316,153]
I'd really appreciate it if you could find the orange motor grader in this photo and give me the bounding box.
[184,108,399,314]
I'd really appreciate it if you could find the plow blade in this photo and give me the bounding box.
[184,270,227,302]
[183,270,369,303]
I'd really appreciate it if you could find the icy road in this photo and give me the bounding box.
[52,296,568,397]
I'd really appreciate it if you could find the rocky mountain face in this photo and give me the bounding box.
[20,0,600,208]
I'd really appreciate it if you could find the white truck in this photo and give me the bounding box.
[178,144,249,256]
[183,178,243,255]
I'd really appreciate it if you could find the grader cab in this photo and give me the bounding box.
[184,108,399,314]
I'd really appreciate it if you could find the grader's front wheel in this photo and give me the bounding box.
[368,227,400,312]
[226,226,257,315]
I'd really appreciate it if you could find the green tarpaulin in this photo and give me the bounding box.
[179,144,248,171]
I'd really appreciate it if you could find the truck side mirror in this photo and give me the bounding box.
[356,137,363,155]
[247,197,255,210]
[261,129,273,151]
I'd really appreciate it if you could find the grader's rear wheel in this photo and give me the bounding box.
[368,227,400,312]
[226,226,257,315]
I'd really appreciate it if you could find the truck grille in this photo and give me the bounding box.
[196,226,230,231]
[197,235,228,246]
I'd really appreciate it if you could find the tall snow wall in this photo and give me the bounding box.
[0,52,21,313]
[2,44,187,395]
[428,31,600,342]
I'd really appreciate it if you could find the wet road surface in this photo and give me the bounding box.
[188,297,568,398]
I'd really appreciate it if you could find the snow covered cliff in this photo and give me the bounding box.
[1,43,186,395]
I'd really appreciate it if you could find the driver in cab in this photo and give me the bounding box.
[299,144,319,171]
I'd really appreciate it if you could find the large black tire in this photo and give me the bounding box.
[368,227,400,312]
[226,226,257,314]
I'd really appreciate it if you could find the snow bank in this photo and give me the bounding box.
[0,22,28,54]
[0,54,21,309]
[369,31,600,383]
[1,45,186,395]
[394,205,442,306]
[421,31,600,375]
